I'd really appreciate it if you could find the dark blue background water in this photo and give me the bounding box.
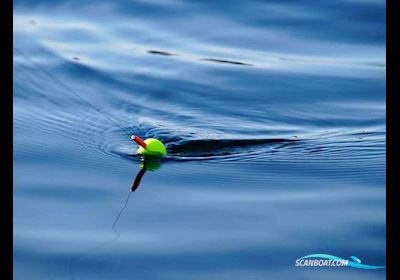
[13,0,386,279]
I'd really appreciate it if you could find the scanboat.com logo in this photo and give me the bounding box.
[295,254,385,269]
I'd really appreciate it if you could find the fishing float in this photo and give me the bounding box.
[131,135,167,157]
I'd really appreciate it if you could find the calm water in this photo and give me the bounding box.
[13,0,386,279]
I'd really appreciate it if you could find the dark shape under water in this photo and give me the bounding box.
[147,50,175,56]
[200,58,253,66]
[167,138,299,155]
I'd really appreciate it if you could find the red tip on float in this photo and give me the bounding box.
[131,135,147,148]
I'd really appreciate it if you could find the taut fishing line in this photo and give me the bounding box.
[13,45,132,137]
[15,45,167,278]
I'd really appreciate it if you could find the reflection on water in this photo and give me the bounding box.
[131,159,162,192]
[14,0,385,279]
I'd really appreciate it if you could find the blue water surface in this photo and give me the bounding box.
[13,0,386,279]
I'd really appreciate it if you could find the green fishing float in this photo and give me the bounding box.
[131,135,167,157]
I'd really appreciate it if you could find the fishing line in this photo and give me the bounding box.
[13,45,132,137]
[68,189,133,280]
[112,191,133,235]
[68,163,146,280]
